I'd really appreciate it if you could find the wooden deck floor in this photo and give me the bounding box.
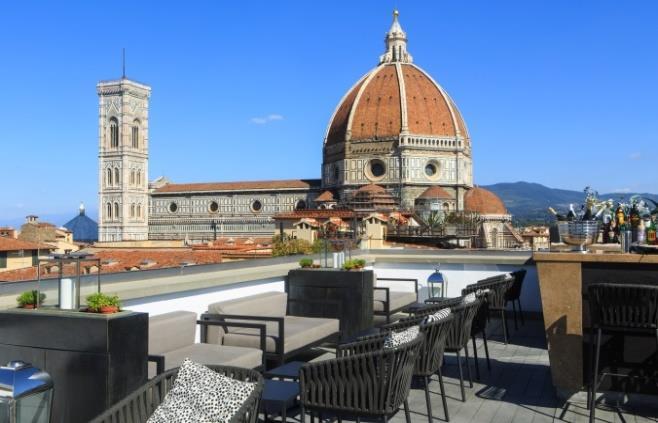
[392,319,658,423]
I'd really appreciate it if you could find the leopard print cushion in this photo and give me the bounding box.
[422,307,451,325]
[475,288,491,297]
[147,359,255,423]
[383,325,420,349]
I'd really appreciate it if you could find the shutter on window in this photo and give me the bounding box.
[0,252,7,268]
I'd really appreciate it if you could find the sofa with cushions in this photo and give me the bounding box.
[148,310,264,378]
[201,291,340,366]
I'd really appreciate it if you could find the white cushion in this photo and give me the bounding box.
[422,308,451,325]
[147,359,255,423]
[383,325,420,349]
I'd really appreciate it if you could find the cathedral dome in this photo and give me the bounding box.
[464,187,507,215]
[324,12,469,148]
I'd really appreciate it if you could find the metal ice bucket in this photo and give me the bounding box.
[562,221,600,252]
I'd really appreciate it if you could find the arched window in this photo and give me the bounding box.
[130,170,135,185]
[109,117,119,148]
[130,204,135,218]
[137,204,142,218]
[137,171,142,186]
[114,203,120,219]
[114,168,120,186]
[107,168,112,186]
[132,120,140,148]
[106,202,112,220]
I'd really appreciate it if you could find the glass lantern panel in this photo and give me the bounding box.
[0,400,10,423]
[16,390,52,423]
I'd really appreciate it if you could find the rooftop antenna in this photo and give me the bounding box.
[122,48,126,79]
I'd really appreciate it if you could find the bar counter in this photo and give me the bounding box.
[534,251,658,398]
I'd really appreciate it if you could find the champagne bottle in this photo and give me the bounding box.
[548,207,566,221]
[629,204,641,242]
[602,212,612,243]
[567,204,576,221]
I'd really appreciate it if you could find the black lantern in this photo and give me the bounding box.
[0,361,54,423]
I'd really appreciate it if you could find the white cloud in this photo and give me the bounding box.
[629,152,642,160]
[250,114,284,125]
[612,188,632,193]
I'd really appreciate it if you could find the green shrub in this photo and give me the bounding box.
[272,235,313,257]
[299,258,314,268]
[16,290,45,307]
[342,259,365,271]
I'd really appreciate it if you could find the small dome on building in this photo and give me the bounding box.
[417,186,452,200]
[63,203,98,243]
[350,184,398,210]
[464,187,507,215]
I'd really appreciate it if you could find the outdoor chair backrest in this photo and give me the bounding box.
[148,310,196,355]
[89,365,264,423]
[446,298,481,350]
[460,286,489,336]
[505,269,527,301]
[300,333,424,416]
[475,276,512,310]
[588,283,658,330]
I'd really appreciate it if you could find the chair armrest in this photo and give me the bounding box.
[376,277,419,297]
[148,354,165,376]
[197,318,267,369]
[373,286,391,313]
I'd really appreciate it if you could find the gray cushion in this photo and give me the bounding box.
[206,292,288,344]
[149,311,196,355]
[373,290,417,312]
[221,316,339,353]
[149,343,263,378]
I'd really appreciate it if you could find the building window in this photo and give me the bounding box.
[137,171,142,186]
[250,200,263,213]
[295,200,307,210]
[130,170,135,185]
[365,159,386,181]
[109,117,119,148]
[114,203,120,219]
[132,120,140,148]
[114,168,120,185]
[106,202,112,220]
[209,201,219,213]
[169,202,178,213]
[130,204,135,218]
[137,204,142,218]
[424,160,440,180]
[107,168,113,186]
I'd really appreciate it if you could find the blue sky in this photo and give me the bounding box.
[1,1,657,225]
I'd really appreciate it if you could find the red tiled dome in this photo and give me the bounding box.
[418,185,452,200]
[324,63,469,146]
[464,187,507,215]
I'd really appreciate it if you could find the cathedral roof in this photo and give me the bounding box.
[153,179,321,194]
[464,187,508,215]
[417,186,452,200]
[315,190,335,202]
[324,11,468,147]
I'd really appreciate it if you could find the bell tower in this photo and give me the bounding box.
[97,76,151,242]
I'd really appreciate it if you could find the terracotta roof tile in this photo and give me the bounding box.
[315,190,335,202]
[464,187,508,215]
[418,186,452,200]
[0,237,53,252]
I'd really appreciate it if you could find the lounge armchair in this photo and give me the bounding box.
[90,365,263,423]
[374,277,419,323]
[148,311,264,378]
[301,331,424,423]
[202,291,340,366]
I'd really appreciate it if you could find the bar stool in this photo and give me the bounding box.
[587,283,658,423]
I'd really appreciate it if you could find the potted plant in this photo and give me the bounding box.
[86,292,121,314]
[299,258,314,268]
[16,290,46,309]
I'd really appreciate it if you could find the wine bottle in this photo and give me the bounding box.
[582,205,593,221]
[629,204,641,242]
[548,207,566,221]
[602,212,612,243]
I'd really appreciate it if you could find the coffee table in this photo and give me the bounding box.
[260,379,299,422]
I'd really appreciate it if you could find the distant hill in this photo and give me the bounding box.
[482,182,658,225]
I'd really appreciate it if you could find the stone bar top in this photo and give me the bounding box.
[533,250,658,398]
